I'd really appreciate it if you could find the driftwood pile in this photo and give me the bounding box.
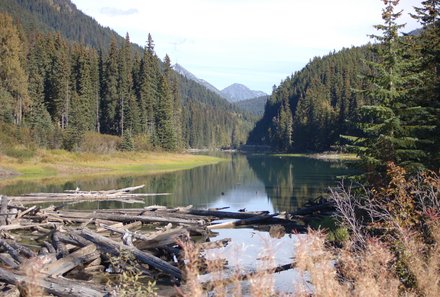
[0,185,334,296]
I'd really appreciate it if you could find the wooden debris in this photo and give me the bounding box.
[207,214,278,229]
[41,244,99,277]
[0,185,319,295]
[0,266,106,297]
[0,196,9,226]
[5,185,170,205]
[78,228,183,280]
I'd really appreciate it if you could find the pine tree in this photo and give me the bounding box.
[100,38,119,135]
[163,54,183,149]
[71,45,96,131]
[0,13,29,125]
[156,75,177,150]
[411,0,440,167]
[346,0,428,173]
[45,33,70,128]
[138,33,159,142]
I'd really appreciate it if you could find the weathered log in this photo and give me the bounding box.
[64,184,146,194]
[178,208,270,219]
[57,232,93,247]
[78,228,183,280]
[207,214,278,230]
[42,244,100,277]
[208,206,230,211]
[8,242,35,259]
[52,230,67,259]
[96,222,123,233]
[56,211,203,225]
[0,253,19,269]
[0,222,52,232]
[133,227,189,250]
[0,266,105,297]
[14,206,37,220]
[43,241,56,254]
[0,239,24,264]
[0,196,9,226]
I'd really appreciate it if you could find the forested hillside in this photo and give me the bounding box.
[248,2,439,170]
[248,47,374,151]
[0,0,136,52]
[234,95,268,116]
[0,0,252,151]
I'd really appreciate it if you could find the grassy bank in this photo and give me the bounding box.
[0,149,224,183]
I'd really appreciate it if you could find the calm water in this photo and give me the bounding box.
[0,154,357,212]
[0,153,356,294]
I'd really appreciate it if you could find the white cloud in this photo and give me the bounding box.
[71,0,422,93]
[100,7,138,16]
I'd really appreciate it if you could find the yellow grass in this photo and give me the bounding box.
[0,149,224,184]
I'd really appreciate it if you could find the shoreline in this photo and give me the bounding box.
[0,150,224,184]
[271,152,359,161]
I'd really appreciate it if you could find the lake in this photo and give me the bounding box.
[0,153,357,294]
[0,154,357,212]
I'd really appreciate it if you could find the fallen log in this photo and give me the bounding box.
[0,266,106,297]
[0,239,24,264]
[78,228,183,280]
[0,196,9,226]
[175,208,269,219]
[64,184,146,194]
[207,214,278,230]
[41,244,100,277]
[0,222,53,232]
[56,211,203,225]
[0,253,19,269]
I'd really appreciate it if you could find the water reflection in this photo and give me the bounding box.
[0,154,357,212]
[246,155,357,212]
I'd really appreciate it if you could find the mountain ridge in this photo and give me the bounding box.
[221,83,267,103]
[173,63,267,103]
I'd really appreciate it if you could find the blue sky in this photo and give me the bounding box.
[71,0,421,94]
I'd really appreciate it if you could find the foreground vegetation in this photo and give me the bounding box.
[178,162,439,297]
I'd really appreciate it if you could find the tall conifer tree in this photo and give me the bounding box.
[0,13,29,125]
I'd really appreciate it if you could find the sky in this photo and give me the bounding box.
[70,0,421,94]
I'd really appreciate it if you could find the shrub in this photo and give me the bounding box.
[78,132,121,154]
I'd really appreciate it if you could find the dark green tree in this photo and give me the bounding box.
[45,33,70,128]
[0,13,29,125]
[164,54,183,149]
[346,0,429,173]
[138,34,159,142]
[100,38,119,134]
[156,75,177,150]
[411,0,440,167]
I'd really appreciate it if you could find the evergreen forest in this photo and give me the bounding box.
[0,0,253,152]
[248,1,439,172]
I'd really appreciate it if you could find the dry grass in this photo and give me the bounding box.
[175,164,439,296]
[0,149,223,186]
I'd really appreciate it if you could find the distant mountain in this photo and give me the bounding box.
[221,83,267,103]
[173,64,267,103]
[173,63,223,97]
[234,96,268,117]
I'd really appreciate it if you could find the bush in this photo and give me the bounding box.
[78,132,121,154]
